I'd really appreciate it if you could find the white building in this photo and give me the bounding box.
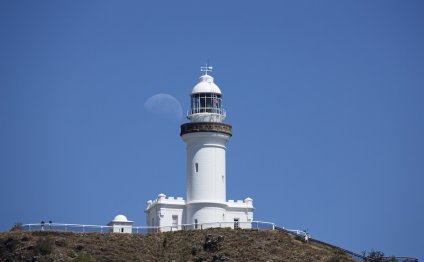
[145,66,254,231]
[107,214,134,233]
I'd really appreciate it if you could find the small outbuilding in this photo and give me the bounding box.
[107,214,133,233]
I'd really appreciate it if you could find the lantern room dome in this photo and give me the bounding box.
[191,75,222,95]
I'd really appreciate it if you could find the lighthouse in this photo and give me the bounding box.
[145,66,254,231]
[181,65,233,225]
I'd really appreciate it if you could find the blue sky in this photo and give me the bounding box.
[1,0,423,260]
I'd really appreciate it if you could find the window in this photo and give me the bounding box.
[194,219,198,229]
[234,218,239,229]
[195,163,199,173]
[190,93,223,115]
[172,215,178,229]
[121,228,124,233]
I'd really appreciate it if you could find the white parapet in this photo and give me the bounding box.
[226,197,254,208]
[146,193,186,210]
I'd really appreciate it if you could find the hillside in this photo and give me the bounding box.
[0,228,355,262]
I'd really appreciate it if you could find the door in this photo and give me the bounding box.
[234,218,239,229]
[172,215,178,230]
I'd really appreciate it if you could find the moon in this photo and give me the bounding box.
[144,93,183,121]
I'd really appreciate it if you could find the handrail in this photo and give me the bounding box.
[21,221,275,233]
[187,107,226,116]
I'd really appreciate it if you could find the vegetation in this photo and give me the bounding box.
[34,237,54,255]
[366,249,385,261]
[0,228,356,261]
[362,249,401,262]
[9,223,22,232]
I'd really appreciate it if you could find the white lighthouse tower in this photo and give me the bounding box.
[181,65,232,225]
[145,66,254,231]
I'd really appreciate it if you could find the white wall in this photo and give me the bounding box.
[145,200,254,231]
[182,132,230,204]
[145,194,186,228]
[145,194,186,232]
[109,223,133,233]
[186,202,227,225]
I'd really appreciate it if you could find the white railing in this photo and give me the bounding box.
[21,221,275,234]
[153,221,275,233]
[21,223,154,234]
[187,107,226,116]
[280,227,308,237]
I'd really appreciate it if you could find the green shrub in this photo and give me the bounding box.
[294,235,305,242]
[366,249,385,262]
[73,253,92,262]
[35,237,54,255]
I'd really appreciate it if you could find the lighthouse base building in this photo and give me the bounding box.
[145,194,253,231]
[145,67,254,231]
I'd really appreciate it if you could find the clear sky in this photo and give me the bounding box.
[1,0,423,260]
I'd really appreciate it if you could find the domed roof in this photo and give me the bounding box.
[113,214,128,222]
[191,75,222,95]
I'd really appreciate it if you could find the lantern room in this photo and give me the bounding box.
[187,67,226,123]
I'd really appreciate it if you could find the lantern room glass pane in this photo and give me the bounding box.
[190,93,223,115]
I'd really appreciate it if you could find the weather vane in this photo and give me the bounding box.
[200,64,213,75]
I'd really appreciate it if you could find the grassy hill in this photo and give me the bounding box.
[0,228,355,261]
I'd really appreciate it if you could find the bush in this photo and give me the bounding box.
[73,253,92,262]
[10,223,22,232]
[4,237,19,252]
[294,235,305,243]
[203,234,224,252]
[35,237,54,255]
[366,249,385,262]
